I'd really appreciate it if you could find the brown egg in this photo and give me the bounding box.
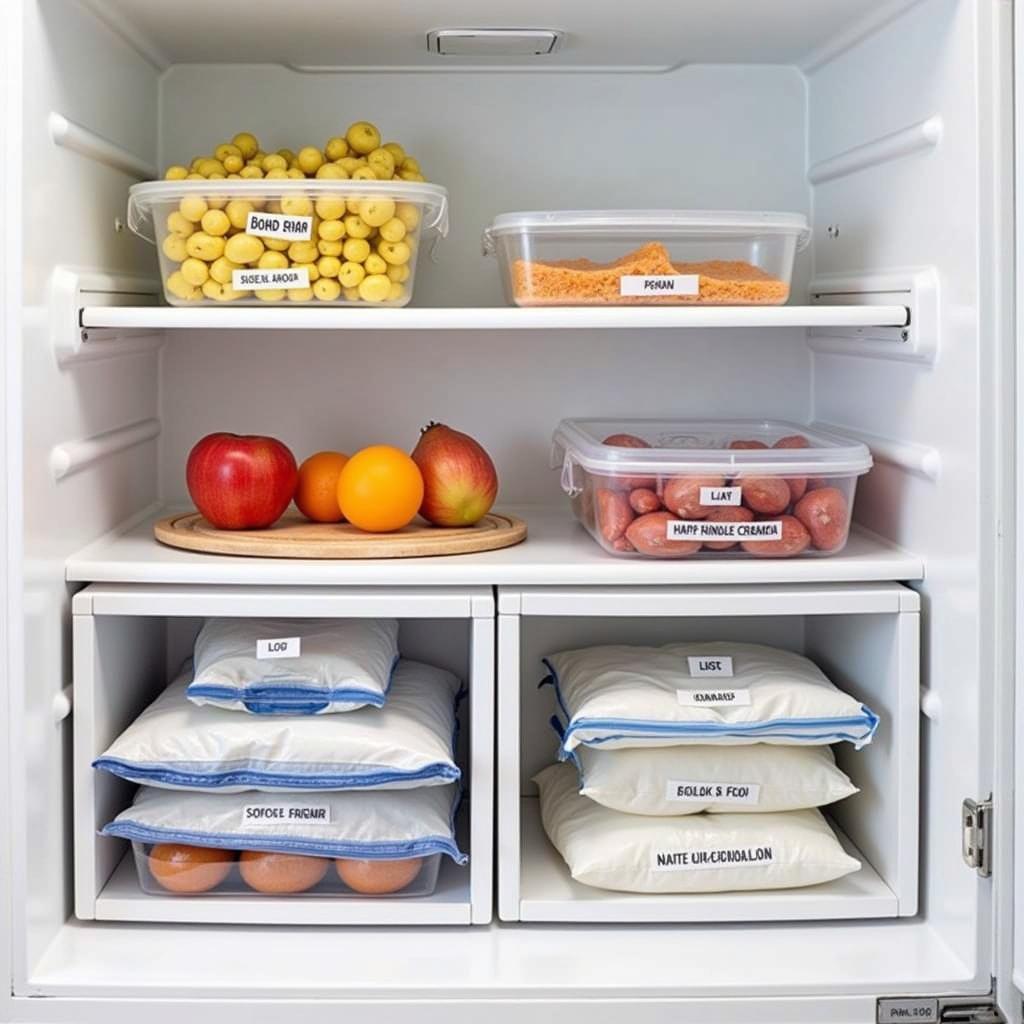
[239,850,329,894]
[335,857,423,894]
[148,843,234,893]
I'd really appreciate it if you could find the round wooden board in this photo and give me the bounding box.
[154,510,527,559]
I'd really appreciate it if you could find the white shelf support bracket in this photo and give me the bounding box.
[50,417,161,481]
[48,111,158,180]
[808,266,938,363]
[51,266,163,366]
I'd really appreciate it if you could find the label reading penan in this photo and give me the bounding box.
[245,210,313,241]
[667,519,783,542]
[699,486,742,506]
[619,274,699,296]
[687,655,734,678]
[651,845,774,871]
[233,267,310,291]
[677,688,751,707]
[256,636,301,659]
[665,780,761,805]
[243,804,331,824]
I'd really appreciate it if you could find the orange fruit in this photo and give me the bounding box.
[337,445,424,532]
[295,451,349,522]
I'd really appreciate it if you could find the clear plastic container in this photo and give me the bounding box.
[128,179,449,307]
[552,419,872,559]
[482,210,809,306]
[133,842,441,898]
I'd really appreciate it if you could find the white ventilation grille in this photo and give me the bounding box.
[427,29,562,57]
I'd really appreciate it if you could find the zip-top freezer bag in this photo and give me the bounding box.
[186,618,399,715]
[103,783,466,864]
[545,641,878,753]
[95,659,462,792]
[535,763,860,894]
[563,735,858,816]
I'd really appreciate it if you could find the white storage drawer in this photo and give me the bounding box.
[72,584,494,926]
[497,583,919,923]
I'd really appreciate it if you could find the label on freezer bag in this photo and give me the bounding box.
[667,519,783,542]
[243,804,332,824]
[651,844,774,871]
[677,688,751,708]
[256,636,301,659]
[665,780,761,805]
[699,486,741,506]
[619,274,700,296]
[687,655,734,678]
[233,267,310,291]
[245,210,313,241]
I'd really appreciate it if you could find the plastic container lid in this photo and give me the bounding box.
[484,210,810,252]
[128,179,449,245]
[552,419,872,492]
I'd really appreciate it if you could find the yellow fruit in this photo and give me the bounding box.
[185,232,225,261]
[317,256,341,278]
[281,195,314,217]
[223,154,244,173]
[209,257,239,284]
[166,271,202,301]
[164,165,189,180]
[256,289,286,301]
[345,121,381,155]
[342,285,360,301]
[343,214,371,239]
[262,153,287,172]
[358,274,391,302]
[263,236,290,251]
[351,167,377,181]
[367,148,395,179]
[338,157,362,175]
[179,195,208,223]
[265,168,289,180]
[225,200,254,230]
[315,163,348,180]
[342,237,370,263]
[387,281,404,302]
[338,261,365,288]
[318,219,345,241]
[313,277,342,301]
[232,132,260,159]
[200,209,231,236]
[315,197,347,220]
[239,165,264,179]
[377,240,411,266]
[379,217,407,243]
[258,250,288,270]
[224,233,265,264]
[288,287,314,301]
[197,158,226,177]
[296,147,324,175]
[395,203,420,231]
[162,234,188,261]
[288,240,319,264]
[202,280,242,301]
[364,253,387,276]
[382,142,405,164]
[325,136,349,161]
[386,262,410,283]
[180,257,210,286]
[357,198,395,227]
[317,239,343,257]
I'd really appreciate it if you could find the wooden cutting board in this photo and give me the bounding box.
[154,510,527,559]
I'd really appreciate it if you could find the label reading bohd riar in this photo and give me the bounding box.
[619,274,699,297]
[665,780,761,805]
[651,845,775,871]
[232,267,311,292]
[243,804,332,824]
[667,519,782,541]
[245,210,313,241]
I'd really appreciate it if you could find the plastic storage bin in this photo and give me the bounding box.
[482,210,809,306]
[128,179,449,307]
[133,842,441,898]
[552,419,872,559]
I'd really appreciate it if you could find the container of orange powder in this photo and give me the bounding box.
[482,210,809,306]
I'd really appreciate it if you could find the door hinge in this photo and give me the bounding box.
[940,1003,1006,1024]
[962,796,993,877]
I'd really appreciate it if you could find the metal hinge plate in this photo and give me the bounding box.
[962,796,993,877]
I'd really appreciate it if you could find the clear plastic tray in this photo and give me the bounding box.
[483,210,809,306]
[133,842,441,897]
[552,419,872,559]
[128,179,448,307]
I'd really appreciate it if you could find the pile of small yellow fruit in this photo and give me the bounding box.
[157,122,428,304]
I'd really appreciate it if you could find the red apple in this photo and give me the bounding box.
[186,432,298,530]
[411,422,498,527]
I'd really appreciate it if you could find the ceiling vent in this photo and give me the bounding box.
[426,29,563,57]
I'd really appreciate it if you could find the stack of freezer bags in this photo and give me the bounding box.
[95,618,467,897]
[534,641,875,894]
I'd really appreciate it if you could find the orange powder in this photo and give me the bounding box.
[511,241,789,306]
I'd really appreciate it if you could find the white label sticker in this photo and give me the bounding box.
[687,655,734,678]
[665,780,762,805]
[245,210,313,241]
[256,636,301,659]
[677,688,752,707]
[876,1000,940,1024]
[667,519,783,542]
[651,844,775,871]
[243,804,332,825]
[233,267,310,291]
[619,274,700,297]
[699,486,742,506]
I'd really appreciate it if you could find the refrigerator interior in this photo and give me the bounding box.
[3,0,1017,1019]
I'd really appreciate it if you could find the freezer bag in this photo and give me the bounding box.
[535,763,859,894]
[95,659,462,791]
[563,733,858,816]
[545,641,879,752]
[186,617,399,715]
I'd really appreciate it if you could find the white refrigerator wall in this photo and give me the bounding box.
[808,0,1011,978]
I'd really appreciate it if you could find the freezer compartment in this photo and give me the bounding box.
[72,584,494,926]
[497,583,919,923]
[552,419,872,559]
[482,210,809,306]
[128,179,448,306]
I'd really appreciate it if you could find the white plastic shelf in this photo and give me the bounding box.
[517,798,898,923]
[66,506,924,588]
[79,304,910,332]
[95,850,473,926]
